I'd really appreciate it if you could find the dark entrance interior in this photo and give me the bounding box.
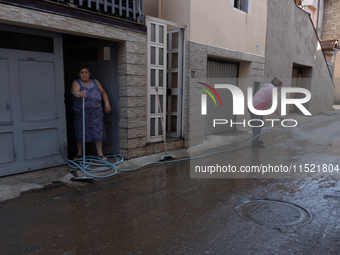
[63,34,119,158]
[291,63,312,114]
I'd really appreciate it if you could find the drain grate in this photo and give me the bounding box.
[235,199,311,232]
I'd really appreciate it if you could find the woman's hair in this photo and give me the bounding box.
[78,65,90,73]
[271,76,283,87]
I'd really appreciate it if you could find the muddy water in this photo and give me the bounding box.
[1,119,340,254]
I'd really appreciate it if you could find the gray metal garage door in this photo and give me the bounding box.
[205,59,239,135]
[0,25,67,177]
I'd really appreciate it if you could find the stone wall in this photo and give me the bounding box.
[117,40,148,159]
[322,0,340,39]
[184,41,265,147]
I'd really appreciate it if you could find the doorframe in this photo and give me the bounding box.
[166,28,185,138]
[291,63,312,115]
[62,35,119,156]
[145,16,186,143]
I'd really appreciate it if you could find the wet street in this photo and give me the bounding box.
[2,113,340,254]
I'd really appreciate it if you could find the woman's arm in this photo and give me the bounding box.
[96,80,111,114]
[71,81,86,98]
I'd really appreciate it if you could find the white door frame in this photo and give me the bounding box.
[146,16,186,143]
[166,28,184,138]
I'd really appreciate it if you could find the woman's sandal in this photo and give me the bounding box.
[98,154,108,161]
[73,154,83,160]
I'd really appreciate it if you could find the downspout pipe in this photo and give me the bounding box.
[332,47,340,79]
[316,0,320,37]
[158,0,162,19]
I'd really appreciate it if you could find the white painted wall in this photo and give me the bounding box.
[144,0,267,56]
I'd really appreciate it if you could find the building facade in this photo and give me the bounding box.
[0,0,150,176]
[0,0,334,177]
[266,0,333,115]
[322,0,340,103]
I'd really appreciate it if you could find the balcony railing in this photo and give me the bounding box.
[46,0,144,23]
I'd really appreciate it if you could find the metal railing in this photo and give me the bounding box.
[47,0,144,23]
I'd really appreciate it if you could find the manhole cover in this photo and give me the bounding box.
[235,199,311,232]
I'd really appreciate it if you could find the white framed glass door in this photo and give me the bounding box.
[146,17,167,143]
[166,28,184,138]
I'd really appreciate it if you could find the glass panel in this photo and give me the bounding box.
[150,95,155,114]
[159,48,164,66]
[166,95,170,112]
[171,95,177,112]
[151,69,155,87]
[159,70,163,87]
[240,0,244,11]
[167,33,169,49]
[0,31,54,53]
[167,72,170,89]
[151,24,156,42]
[158,118,163,136]
[69,47,111,61]
[97,47,111,61]
[69,48,97,61]
[159,95,163,113]
[150,118,155,136]
[171,116,177,132]
[171,73,178,88]
[167,53,170,69]
[151,47,156,65]
[159,25,164,44]
[172,32,179,49]
[172,53,178,68]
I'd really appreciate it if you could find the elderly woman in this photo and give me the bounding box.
[71,65,111,160]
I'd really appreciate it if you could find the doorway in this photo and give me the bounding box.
[291,64,312,114]
[63,35,119,158]
[146,17,185,143]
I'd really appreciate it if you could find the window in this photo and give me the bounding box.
[0,31,54,53]
[234,0,249,13]
[69,47,111,61]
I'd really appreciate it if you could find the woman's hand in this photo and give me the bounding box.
[79,91,86,98]
[105,104,111,114]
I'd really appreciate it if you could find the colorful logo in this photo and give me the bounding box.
[197,82,312,117]
[196,82,222,106]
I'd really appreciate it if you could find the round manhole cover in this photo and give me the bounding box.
[235,199,311,232]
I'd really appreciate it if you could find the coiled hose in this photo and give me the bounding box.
[68,124,272,179]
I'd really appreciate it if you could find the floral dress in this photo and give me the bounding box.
[73,79,106,142]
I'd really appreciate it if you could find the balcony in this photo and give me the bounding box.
[46,0,144,23]
[303,0,318,9]
[0,0,146,32]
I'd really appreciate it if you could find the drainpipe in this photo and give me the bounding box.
[316,0,320,36]
[158,0,162,19]
[180,28,185,138]
[332,48,339,79]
